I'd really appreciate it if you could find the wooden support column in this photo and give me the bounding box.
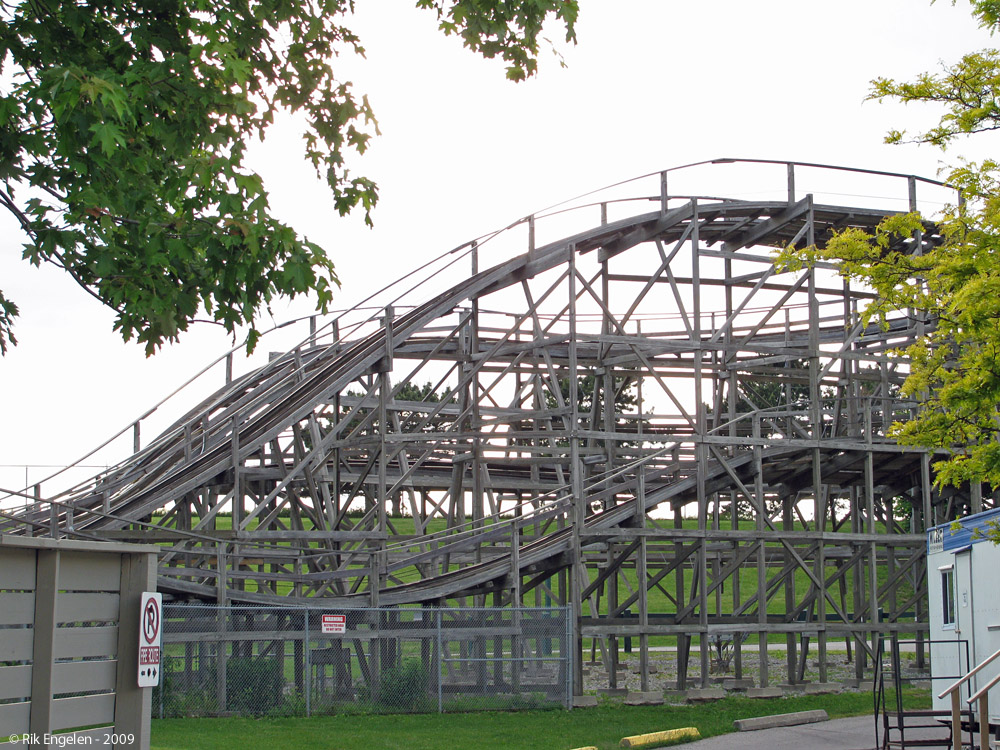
[47,484,57,540]
[230,415,242,578]
[636,334,651,690]
[674,504,688,690]
[754,414,769,687]
[216,543,228,712]
[638,536,649,692]
[691,199,710,688]
[865,406,879,668]
[784,496,797,683]
[599,249,621,689]
[607,543,619,689]
[805,199,827,683]
[372,305,394,609]
[471,242,484,563]
[567,242,585,696]
[511,522,522,693]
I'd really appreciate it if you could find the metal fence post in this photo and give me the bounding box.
[304,607,311,717]
[216,603,227,713]
[436,609,443,713]
[566,606,573,709]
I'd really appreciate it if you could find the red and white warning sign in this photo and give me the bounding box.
[321,613,346,634]
[138,592,163,687]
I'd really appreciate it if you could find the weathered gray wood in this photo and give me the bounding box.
[29,548,58,736]
[0,536,158,556]
[114,550,156,750]
[56,592,120,623]
[53,626,119,659]
[58,552,122,592]
[0,664,32,700]
[51,693,116,732]
[52,660,118,694]
[0,161,956,699]
[0,546,37,589]
[0,628,33,661]
[101,529,386,541]
[0,592,35,625]
[0,702,30,735]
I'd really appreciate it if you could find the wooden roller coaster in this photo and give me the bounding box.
[5,158,995,694]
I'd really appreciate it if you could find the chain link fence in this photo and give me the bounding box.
[152,604,572,718]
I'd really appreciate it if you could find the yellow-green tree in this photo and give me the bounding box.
[781,1,1000,489]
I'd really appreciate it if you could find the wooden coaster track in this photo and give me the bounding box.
[5,158,993,689]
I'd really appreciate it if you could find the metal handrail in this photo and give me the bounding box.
[938,646,1000,750]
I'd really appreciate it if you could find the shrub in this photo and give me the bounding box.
[224,656,283,716]
[357,660,430,712]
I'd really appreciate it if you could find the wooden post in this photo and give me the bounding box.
[114,550,157,750]
[568,242,585,697]
[951,690,962,750]
[978,693,989,750]
[28,549,59,736]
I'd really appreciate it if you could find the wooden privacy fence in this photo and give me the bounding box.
[0,536,158,749]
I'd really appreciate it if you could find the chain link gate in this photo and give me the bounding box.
[153,604,572,717]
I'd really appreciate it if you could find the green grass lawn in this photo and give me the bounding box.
[151,690,929,750]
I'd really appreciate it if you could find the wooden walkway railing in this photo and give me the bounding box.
[937,646,1000,750]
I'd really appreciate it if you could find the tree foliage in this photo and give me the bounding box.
[780,0,1000,489]
[871,1,1000,149]
[545,374,639,418]
[0,0,577,355]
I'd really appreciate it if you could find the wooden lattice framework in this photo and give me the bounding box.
[5,159,996,693]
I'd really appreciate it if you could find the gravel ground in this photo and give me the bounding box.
[580,647,931,695]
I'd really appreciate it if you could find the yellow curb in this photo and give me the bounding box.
[620,727,701,748]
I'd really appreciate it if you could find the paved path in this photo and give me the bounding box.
[676,714,949,750]
[682,716,878,750]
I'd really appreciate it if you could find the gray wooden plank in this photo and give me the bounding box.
[0,701,30,735]
[54,626,118,660]
[58,552,122,592]
[56,593,120,624]
[0,664,32,701]
[0,628,33,661]
[0,547,36,590]
[0,535,158,555]
[52,660,117,695]
[51,692,116,732]
[0,592,35,625]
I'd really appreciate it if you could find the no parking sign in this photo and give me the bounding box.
[138,592,162,687]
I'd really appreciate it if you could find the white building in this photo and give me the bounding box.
[927,507,1000,720]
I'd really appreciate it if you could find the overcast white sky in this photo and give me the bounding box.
[0,0,991,499]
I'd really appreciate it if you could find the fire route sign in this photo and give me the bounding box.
[137,592,162,687]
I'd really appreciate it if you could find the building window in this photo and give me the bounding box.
[942,568,955,627]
